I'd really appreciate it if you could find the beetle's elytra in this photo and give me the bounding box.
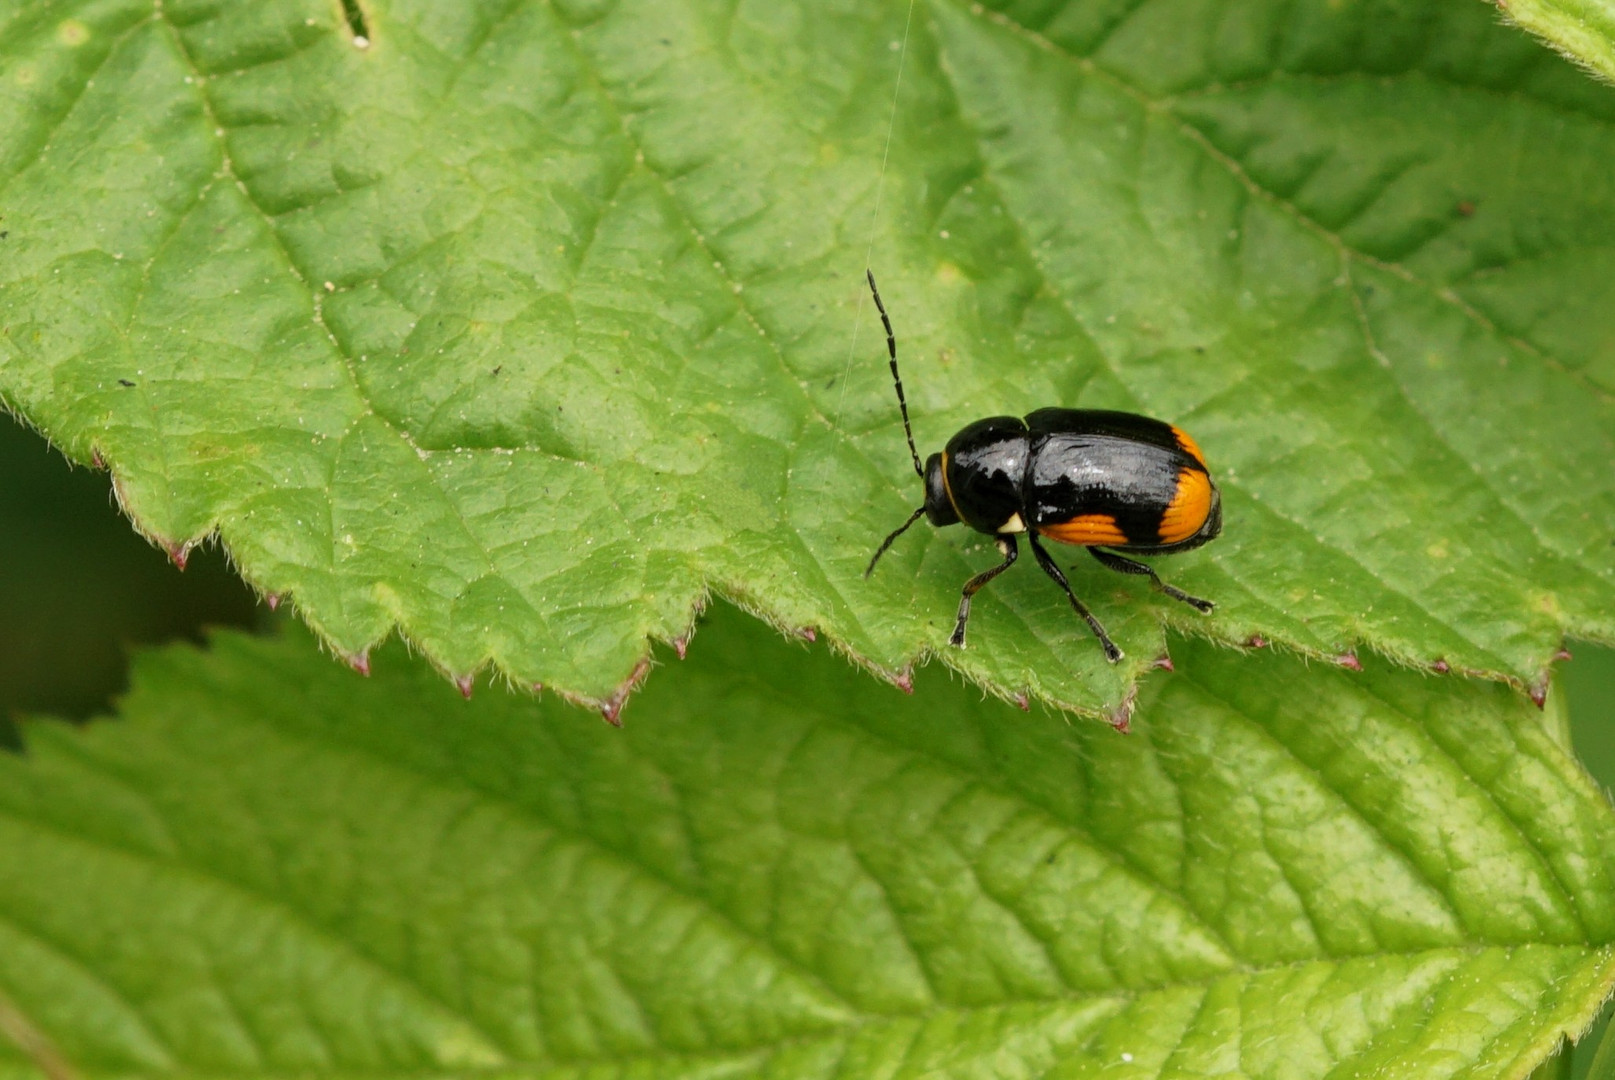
[862,270,1221,661]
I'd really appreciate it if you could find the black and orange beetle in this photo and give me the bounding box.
[862,270,1221,661]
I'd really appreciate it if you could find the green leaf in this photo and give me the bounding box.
[1,0,1613,713]
[1,607,1614,1076]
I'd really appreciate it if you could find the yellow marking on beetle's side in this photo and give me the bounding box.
[998,513,1025,534]
[1171,425,1208,469]
[1159,468,1213,545]
[939,450,965,522]
[1040,514,1128,547]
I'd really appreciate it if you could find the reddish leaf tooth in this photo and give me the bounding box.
[600,658,653,727]
[1108,687,1138,734]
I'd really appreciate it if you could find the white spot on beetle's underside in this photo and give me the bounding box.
[998,513,1026,534]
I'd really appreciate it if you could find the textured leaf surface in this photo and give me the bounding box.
[2,0,1614,714]
[1,608,1614,1078]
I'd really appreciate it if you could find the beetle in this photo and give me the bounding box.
[861,270,1221,661]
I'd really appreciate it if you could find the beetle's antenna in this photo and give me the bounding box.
[866,270,923,478]
[865,505,926,577]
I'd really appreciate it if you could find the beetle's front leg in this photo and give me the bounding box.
[951,536,1018,647]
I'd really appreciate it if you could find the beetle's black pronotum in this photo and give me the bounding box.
[862,270,1221,661]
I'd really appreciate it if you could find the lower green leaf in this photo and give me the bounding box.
[0,606,1611,1078]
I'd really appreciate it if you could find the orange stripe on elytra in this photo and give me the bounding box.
[1159,468,1213,544]
[1039,513,1129,547]
[1171,425,1208,469]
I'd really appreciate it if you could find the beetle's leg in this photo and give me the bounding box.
[951,536,1018,647]
[1028,533,1122,662]
[1089,547,1214,613]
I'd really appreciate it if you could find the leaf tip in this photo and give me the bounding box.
[1431,657,1451,674]
[344,650,370,678]
[600,657,653,727]
[264,592,282,612]
[893,670,914,695]
[1245,634,1268,649]
[1530,680,1549,710]
[455,673,475,700]
[1107,685,1138,734]
[1334,651,1363,672]
[672,636,688,660]
[799,626,817,643]
[1014,691,1030,712]
[165,541,190,571]
[1555,647,1574,663]
[1151,653,1174,673]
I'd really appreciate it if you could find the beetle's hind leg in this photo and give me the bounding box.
[1028,534,1122,662]
[1089,547,1214,613]
[951,537,1018,647]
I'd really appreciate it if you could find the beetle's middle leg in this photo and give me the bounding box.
[1028,534,1121,662]
[951,536,1018,648]
[1088,548,1214,613]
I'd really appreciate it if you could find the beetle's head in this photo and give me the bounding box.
[922,452,959,527]
[865,452,959,580]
